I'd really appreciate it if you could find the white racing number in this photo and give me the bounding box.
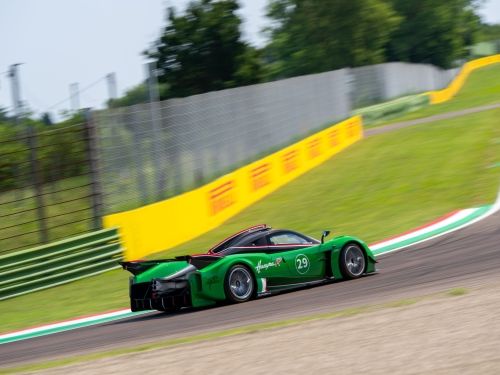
[295,254,310,274]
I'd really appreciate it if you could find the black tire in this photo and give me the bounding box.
[224,265,255,303]
[339,243,366,279]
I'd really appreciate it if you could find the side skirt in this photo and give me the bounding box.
[257,278,333,297]
[256,270,377,298]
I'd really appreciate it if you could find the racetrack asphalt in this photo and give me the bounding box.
[2,209,499,368]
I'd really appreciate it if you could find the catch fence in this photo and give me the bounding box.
[0,118,101,255]
[94,68,352,213]
[94,61,458,214]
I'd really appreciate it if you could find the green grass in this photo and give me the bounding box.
[0,176,94,254]
[371,63,500,126]
[0,107,498,333]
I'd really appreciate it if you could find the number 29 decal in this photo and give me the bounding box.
[295,254,310,274]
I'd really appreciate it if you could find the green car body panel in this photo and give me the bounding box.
[121,227,376,312]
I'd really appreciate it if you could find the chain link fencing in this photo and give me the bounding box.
[348,62,459,108]
[94,68,352,213]
[94,62,458,214]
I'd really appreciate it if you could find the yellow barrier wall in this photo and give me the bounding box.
[428,54,500,104]
[104,116,364,260]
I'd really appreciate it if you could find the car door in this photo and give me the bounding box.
[266,231,325,283]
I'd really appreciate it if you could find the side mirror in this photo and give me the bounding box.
[321,230,331,244]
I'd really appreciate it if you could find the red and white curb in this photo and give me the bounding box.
[371,186,500,256]
[1,187,499,345]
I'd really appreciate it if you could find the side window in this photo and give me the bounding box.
[250,237,267,246]
[269,233,310,245]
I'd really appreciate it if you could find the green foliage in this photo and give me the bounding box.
[40,112,53,126]
[233,46,265,86]
[478,23,500,42]
[147,0,263,98]
[264,0,483,78]
[0,123,28,190]
[386,0,482,68]
[109,83,148,108]
[0,113,88,192]
[264,0,401,79]
[36,120,88,183]
[107,83,170,108]
[0,107,11,122]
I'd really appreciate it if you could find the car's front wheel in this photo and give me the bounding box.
[224,265,255,303]
[339,243,366,279]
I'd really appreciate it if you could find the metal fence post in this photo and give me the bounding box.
[131,128,150,205]
[145,62,167,201]
[83,109,104,230]
[26,126,49,243]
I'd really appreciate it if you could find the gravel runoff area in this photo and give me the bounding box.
[36,276,500,375]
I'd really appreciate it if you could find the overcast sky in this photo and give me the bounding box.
[1,0,499,119]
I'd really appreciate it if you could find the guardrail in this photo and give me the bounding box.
[0,228,123,301]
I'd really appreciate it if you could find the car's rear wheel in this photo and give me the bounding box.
[339,243,366,279]
[225,265,254,303]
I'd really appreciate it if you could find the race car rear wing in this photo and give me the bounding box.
[120,254,224,275]
[120,259,177,275]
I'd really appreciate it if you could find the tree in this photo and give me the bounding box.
[478,23,500,42]
[264,0,401,79]
[107,83,169,108]
[385,0,482,68]
[40,112,53,126]
[0,107,10,123]
[147,0,262,98]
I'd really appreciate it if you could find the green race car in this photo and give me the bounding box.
[121,224,377,312]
